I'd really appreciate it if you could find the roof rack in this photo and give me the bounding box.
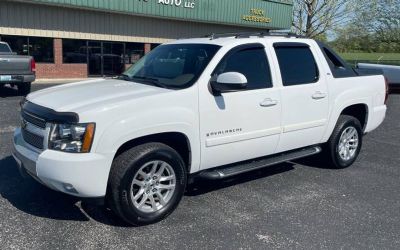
[207,31,305,40]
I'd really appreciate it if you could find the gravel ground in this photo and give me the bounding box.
[0,83,399,249]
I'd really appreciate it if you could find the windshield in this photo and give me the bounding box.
[122,44,221,89]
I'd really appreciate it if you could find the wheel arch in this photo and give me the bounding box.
[113,132,192,174]
[340,103,369,131]
[323,101,370,142]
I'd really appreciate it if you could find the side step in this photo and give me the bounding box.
[196,146,322,180]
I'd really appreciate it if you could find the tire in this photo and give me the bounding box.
[17,82,31,96]
[323,115,363,169]
[107,142,187,226]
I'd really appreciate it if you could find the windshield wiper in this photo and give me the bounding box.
[130,76,168,88]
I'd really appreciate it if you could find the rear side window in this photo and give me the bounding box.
[317,42,357,78]
[274,45,319,86]
[323,47,344,68]
[214,46,272,90]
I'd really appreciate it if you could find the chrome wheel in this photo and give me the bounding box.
[130,160,176,213]
[338,126,359,161]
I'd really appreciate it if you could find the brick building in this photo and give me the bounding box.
[0,0,293,79]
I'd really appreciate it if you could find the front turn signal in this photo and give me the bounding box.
[81,123,96,153]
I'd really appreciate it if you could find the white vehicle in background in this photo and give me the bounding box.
[12,32,387,225]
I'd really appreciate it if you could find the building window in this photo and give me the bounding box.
[151,43,161,50]
[63,39,88,63]
[29,37,54,63]
[0,35,29,56]
[102,42,125,76]
[0,35,54,63]
[125,42,144,64]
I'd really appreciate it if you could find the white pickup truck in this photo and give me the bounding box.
[12,33,387,225]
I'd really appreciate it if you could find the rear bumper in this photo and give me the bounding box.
[12,128,111,198]
[0,74,35,84]
[365,105,387,133]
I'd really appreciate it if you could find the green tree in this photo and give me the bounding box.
[331,25,377,53]
[350,0,400,52]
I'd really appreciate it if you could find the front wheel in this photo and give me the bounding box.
[107,143,187,226]
[323,115,363,169]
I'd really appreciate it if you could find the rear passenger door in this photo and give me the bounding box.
[273,42,329,152]
[199,43,282,169]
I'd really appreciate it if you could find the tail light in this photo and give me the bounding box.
[384,77,389,105]
[30,58,36,73]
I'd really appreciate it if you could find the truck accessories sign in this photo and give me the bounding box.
[242,8,272,23]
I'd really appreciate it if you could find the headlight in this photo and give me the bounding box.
[49,123,95,153]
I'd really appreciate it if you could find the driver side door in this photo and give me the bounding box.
[198,43,282,169]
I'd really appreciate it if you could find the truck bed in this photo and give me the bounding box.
[0,53,33,76]
[357,63,400,94]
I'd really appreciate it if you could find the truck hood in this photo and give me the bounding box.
[27,79,171,112]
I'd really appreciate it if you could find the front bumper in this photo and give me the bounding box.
[12,128,111,198]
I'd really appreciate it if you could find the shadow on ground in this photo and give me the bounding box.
[0,153,297,227]
[0,85,23,98]
[0,155,131,226]
[0,155,88,221]
[186,162,295,196]
[291,153,336,169]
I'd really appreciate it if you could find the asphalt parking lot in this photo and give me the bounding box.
[0,83,399,249]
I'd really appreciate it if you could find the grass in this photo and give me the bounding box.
[338,53,400,66]
[339,53,400,61]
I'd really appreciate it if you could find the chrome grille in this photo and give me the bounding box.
[20,107,47,150]
[21,110,46,129]
[21,127,44,149]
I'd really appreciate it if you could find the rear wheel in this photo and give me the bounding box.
[17,82,31,96]
[107,143,187,226]
[323,115,363,169]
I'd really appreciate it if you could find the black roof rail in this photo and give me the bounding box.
[206,31,306,40]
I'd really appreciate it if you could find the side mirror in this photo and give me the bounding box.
[210,72,247,94]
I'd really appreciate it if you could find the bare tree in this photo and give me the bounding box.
[292,0,352,38]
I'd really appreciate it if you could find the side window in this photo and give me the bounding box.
[274,45,319,86]
[214,46,273,90]
[319,44,357,78]
[323,47,344,68]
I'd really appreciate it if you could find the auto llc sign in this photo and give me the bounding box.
[158,0,195,8]
[140,0,196,9]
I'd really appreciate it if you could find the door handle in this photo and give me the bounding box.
[312,91,327,100]
[260,98,278,107]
